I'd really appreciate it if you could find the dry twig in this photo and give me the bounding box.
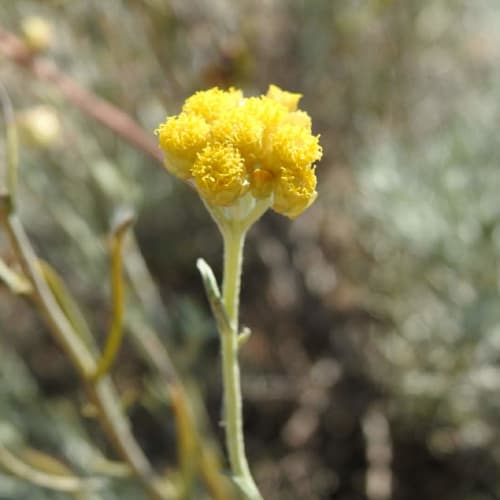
[0,26,163,165]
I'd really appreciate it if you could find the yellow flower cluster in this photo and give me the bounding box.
[156,85,322,218]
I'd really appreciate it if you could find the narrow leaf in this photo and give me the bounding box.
[93,209,135,380]
[196,258,232,335]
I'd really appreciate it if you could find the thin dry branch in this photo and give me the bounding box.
[0,26,163,165]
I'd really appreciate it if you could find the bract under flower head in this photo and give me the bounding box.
[155,85,322,220]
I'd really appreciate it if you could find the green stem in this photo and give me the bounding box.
[222,228,244,330]
[221,227,262,500]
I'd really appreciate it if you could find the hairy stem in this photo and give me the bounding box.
[221,228,262,500]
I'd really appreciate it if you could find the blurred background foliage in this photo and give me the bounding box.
[0,0,499,498]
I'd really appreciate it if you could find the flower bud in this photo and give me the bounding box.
[18,106,61,149]
[21,16,54,53]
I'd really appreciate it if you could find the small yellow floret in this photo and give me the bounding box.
[273,166,317,218]
[155,113,210,178]
[286,110,312,131]
[210,107,263,161]
[192,144,248,206]
[182,87,242,122]
[266,84,302,112]
[243,96,288,133]
[270,124,322,170]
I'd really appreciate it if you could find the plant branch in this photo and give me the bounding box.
[0,26,163,165]
[0,445,101,493]
[2,211,96,375]
[38,259,97,351]
[0,210,168,500]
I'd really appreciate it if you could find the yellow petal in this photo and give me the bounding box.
[266,84,302,112]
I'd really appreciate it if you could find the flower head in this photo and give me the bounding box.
[155,85,322,221]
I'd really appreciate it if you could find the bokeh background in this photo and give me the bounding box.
[1,0,500,499]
